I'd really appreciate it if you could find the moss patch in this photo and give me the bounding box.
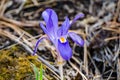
[0,45,41,80]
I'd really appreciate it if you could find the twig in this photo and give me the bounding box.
[68,61,88,80]
[113,0,120,22]
[84,25,88,76]
[102,27,120,33]
[117,58,120,80]
[113,36,120,61]
[104,36,120,42]
[107,70,113,80]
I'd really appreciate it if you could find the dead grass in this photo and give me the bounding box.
[0,0,120,80]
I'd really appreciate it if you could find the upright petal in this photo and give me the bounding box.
[42,9,58,32]
[40,23,55,40]
[57,40,72,60]
[68,32,84,46]
[40,23,48,35]
[57,17,70,36]
[57,13,84,37]
[70,13,84,25]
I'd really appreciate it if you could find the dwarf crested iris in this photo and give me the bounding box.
[33,9,84,60]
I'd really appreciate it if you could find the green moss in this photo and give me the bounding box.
[0,45,42,80]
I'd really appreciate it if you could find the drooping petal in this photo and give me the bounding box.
[42,9,58,33]
[57,40,72,60]
[33,36,47,55]
[70,13,84,25]
[57,17,70,36]
[68,32,84,46]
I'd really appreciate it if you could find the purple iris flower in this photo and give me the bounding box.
[33,9,84,60]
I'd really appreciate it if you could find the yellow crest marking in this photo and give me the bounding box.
[59,37,66,43]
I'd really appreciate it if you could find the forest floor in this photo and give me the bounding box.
[0,0,120,80]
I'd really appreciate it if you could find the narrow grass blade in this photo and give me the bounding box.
[39,64,43,80]
[31,63,39,80]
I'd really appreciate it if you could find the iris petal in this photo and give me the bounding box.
[42,9,58,32]
[57,17,70,36]
[68,32,84,46]
[40,23,48,35]
[58,40,72,60]
[57,13,84,37]
[33,36,47,55]
[40,23,55,40]
[70,13,84,25]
